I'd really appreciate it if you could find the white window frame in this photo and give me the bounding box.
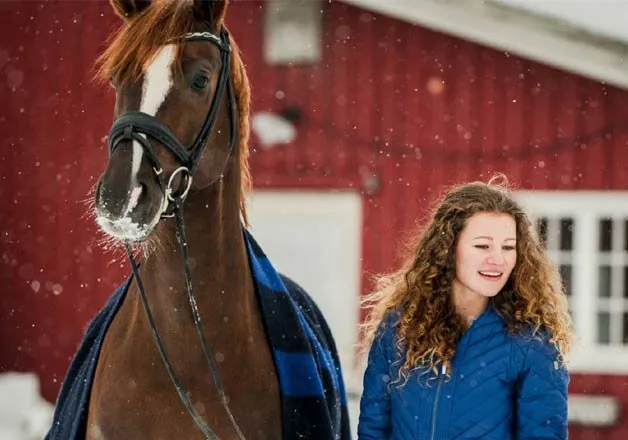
[516,191,628,374]
[263,0,323,65]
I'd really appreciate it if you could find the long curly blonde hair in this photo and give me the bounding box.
[361,175,574,384]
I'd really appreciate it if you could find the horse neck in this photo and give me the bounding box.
[137,158,255,333]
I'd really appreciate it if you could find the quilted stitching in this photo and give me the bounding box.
[358,306,569,440]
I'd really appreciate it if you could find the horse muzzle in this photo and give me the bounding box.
[95,163,165,242]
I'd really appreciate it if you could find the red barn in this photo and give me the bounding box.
[1,0,627,437]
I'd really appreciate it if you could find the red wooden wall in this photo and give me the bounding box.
[1,1,627,437]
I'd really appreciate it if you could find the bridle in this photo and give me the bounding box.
[107,27,245,440]
[108,28,237,217]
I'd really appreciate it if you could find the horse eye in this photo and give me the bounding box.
[191,75,209,90]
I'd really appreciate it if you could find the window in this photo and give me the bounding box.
[595,217,628,345]
[264,0,323,65]
[516,191,628,374]
[534,216,574,307]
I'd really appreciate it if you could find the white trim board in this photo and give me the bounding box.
[515,191,628,216]
[341,0,628,89]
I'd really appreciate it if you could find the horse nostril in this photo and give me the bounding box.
[138,183,149,204]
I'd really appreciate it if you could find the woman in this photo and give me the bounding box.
[358,176,573,439]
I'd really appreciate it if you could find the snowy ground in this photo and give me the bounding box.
[0,372,54,440]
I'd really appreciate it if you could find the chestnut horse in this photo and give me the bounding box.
[43,1,348,439]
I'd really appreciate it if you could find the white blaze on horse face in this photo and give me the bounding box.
[125,45,176,217]
[98,46,177,242]
[141,45,176,117]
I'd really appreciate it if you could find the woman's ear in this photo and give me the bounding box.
[109,0,152,20]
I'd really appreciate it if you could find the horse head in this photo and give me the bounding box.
[94,0,250,243]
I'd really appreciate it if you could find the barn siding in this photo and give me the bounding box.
[1,1,627,436]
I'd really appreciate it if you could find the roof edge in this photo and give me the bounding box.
[341,0,628,89]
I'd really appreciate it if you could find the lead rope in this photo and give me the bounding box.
[124,199,246,440]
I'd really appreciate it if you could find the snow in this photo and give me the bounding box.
[251,111,297,146]
[495,0,628,44]
[0,372,54,440]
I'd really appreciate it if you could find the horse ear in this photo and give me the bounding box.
[193,0,229,27]
[110,0,152,20]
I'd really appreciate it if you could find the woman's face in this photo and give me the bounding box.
[453,212,517,300]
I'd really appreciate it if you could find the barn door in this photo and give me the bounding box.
[247,190,363,381]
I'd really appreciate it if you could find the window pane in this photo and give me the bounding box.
[559,264,572,297]
[599,218,613,252]
[598,312,611,344]
[599,265,612,298]
[537,217,548,248]
[559,219,573,251]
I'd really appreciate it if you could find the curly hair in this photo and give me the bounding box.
[361,175,574,385]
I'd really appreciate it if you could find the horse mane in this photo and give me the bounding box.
[95,1,252,224]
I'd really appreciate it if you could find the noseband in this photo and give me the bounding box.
[107,28,245,440]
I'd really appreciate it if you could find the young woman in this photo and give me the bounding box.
[358,176,573,439]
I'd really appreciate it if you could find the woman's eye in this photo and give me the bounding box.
[192,75,209,90]
[503,245,516,251]
[474,245,489,249]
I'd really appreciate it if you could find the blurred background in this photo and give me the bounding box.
[1,0,628,438]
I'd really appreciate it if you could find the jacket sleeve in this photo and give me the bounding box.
[357,320,395,440]
[515,337,569,439]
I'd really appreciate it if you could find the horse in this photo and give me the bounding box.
[43,1,350,439]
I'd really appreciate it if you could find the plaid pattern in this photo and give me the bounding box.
[45,229,351,440]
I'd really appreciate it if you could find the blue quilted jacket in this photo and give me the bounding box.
[358,304,569,439]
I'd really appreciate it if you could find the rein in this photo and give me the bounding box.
[110,27,245,440]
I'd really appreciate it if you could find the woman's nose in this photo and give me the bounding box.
[487,251,506,265]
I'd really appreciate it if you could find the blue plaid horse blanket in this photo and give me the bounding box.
[45,230,351,439]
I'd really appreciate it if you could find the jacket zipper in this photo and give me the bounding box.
[429,364,446,440]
